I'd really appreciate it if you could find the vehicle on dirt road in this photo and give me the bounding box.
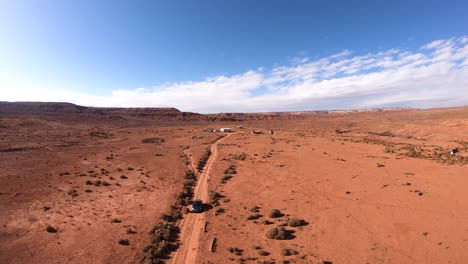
[191,199,204,213]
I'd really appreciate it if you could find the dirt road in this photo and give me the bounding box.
[171,134,232,264]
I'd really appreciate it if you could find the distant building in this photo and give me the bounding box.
[220,128,232,132]
[268,129,274,135]
[237,125,244,129]
[251,130,263,134]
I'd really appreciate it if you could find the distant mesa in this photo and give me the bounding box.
[0,101,203,121]
[0,101,419,122]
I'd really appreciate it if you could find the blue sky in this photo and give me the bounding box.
[0,0,467,112]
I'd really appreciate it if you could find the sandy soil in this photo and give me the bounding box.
[0,115,218,264]
[194,107,468,264]
[1,105,467,264]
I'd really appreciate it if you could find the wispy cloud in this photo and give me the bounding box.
[2,37,468,113]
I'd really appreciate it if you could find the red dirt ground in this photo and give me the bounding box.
[1,103,467,264]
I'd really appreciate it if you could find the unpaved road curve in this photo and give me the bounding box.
[171,133,233,264]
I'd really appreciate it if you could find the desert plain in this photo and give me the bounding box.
[1,102,467,264]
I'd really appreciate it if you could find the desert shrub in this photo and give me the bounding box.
[120,175,128,179]
[90,131,111,138]
[215,208,225,215]
[142,137,165,144]
[197,148,211,171]
[247,214,262,220]
[265,227,287,240]
[46,225,57,233]
[221,174,232,184]
[85,180,93,185]
[118,239,130,245]
[233,153,247,160]
[67,189,78,197]
[209,191,223,206]
[126,228,137,234]
[368,131,397,137]
[127,167,134,171]
[257,250,270,256]
[102,181,111,186]
[249,206,260,212]
[268,209,282,218]
[262,220,273,225]
[227,247,243,255]
[286,217,305,227]
[281,248,297,256]
[224,165,237,174]
[85,189,93,193]
[111,218,122,223]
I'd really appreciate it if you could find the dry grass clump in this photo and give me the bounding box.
[232,152,247,160]
[281,248,298,256]
[247,213,262,220]
[265,227,289,240]
[67,189,78,197]
[268,209,282,218]
[257,249,270,256]
[46,225,57,233]
[118,239,130,245]
[369,131,396,137]
[285,217,306,227]
[227,247,243,255]
[142,137,165,144]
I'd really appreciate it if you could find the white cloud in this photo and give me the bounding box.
[2,36,468,113]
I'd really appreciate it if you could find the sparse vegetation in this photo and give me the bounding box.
[232,153,247,160]
[224,164,237,174]
[247,213,262,220]
[227,247,243,255]
[285,217,306,227]
[118,239,130,245]
[221,174,232,184]
[268,209,282,218]
[46,225,57,233]
[197,148,212,171]
[67,189,78,197]
[142,137,165,144]
[281,248,298,256]
[265,227,289,240]
[209,191,223,206]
